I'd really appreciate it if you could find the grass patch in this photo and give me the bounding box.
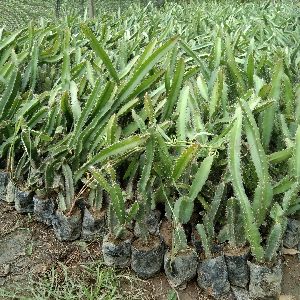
[0,261,148,300]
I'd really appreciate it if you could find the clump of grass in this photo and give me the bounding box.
[0,261,147,300]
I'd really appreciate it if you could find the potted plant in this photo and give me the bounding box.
[247,183,298,299]
[164,196,198,289]
[224,197,250,289]
[131,202,165,279]
[0,89,24,204]
[130,136,164,278]
[81,179,108,241]
[12,126,47,214]
[14,176,34,213]
[2,136,17,205]
[91,167,138,268]
[10,158,34,213]
[228,105,293,298]
[32,162,57,226]
[247,203,286,299]
[13,152,41,214]
[196,182,232,299]
[152,135,215,288]
[196,223,232,299]
[51,163,83,241]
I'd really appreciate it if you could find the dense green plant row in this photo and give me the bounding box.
[0,0,55,30]
[0,0,144,30]
[0,0,300,298]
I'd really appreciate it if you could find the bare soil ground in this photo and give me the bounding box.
[0,201,299,300]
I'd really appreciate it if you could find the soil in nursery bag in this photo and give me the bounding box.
[164,248,198,289]
[131,235,164,279]
[248,259,282,299]
[52,209,82,241]
[283,218,300,249]
[191,232,224,259]
[160,219,172,249]
[134,210,161,237]
[15,190,34,213]
[224,246,250,288]
[81,207,107,241]
[197,255,231,299]
[102,231,133,268]
[0,171,8,201]
[33,196,55,226]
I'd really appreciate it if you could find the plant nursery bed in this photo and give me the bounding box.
[0,201,299,300]
[0,1,299,299]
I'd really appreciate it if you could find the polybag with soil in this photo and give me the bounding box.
[81,207,107,241]
[52,208,83,241]
[33,196,55,226]
[15,190,34,213]
[224,247,250,288]
[248,259,282,299]
[102,230,133,268]
[195,222,231,299]
[164,248,198,289]
[283,218,300,249]
[197,255,231,299]
[164,223,198,288]
[0,171,8,201]
[131,235,164,279]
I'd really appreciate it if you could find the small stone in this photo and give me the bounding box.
[31,263,48,275]
[5,181,15,204]
[282,248,299,256]
[0,264,10,277]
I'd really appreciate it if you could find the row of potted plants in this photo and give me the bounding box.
[0,2,299,299]
[1,151,299,300]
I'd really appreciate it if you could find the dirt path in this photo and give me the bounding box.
[0,203,96,289]
[0,201,299,300]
